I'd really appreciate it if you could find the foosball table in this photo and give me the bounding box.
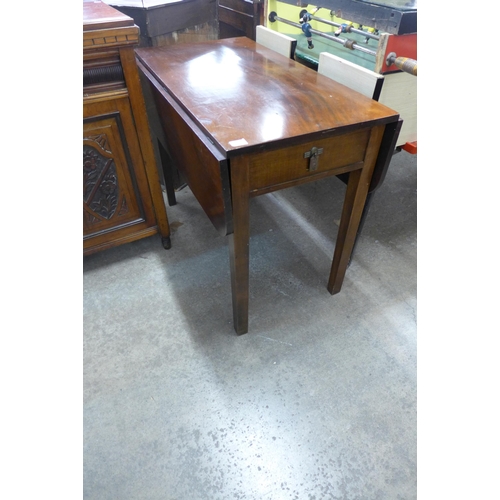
[257,0,417,153]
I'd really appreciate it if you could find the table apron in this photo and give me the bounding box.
[249,161,364,197]
[247,128,370,195]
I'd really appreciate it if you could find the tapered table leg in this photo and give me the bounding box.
[327,169,364,294]
[157,140,177,207]
[228,158,251,334]
[328,126,385,294]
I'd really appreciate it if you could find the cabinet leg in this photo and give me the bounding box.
[162,236,171,250]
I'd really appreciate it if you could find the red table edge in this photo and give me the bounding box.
[402,141,417,154]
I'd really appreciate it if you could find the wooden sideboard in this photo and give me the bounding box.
[83,0,171,255]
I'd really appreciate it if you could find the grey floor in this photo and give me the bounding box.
[83,150,417,499]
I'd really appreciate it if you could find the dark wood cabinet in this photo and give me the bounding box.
[83,0,171,255]
[218,0,263,40]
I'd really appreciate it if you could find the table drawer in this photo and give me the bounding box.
[248,129,370,193]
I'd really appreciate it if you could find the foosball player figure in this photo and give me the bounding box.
[299,12,314,49]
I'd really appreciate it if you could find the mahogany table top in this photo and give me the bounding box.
[135,37,399,158]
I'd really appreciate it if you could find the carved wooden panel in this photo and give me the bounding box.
[83,113,144,237]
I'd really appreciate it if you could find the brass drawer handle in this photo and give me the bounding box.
[304,146,323,171]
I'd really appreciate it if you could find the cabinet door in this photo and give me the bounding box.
[83,95,157,252]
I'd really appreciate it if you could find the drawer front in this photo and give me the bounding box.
[219,0,255,15]
[248,129,370,193]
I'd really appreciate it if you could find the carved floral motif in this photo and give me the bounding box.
[83,144,120,220]
[85,133,111,154]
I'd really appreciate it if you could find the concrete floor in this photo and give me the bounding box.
[83,150,417,499]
